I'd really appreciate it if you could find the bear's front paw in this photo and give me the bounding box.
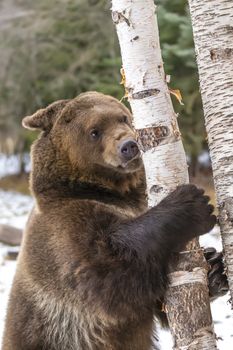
[204,247,229,300]
[165,184,216,238]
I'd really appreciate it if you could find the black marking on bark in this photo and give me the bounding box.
[210,48,233,61]
[136,126,169,151]
[150,185,164,195]
[222,25,233,34]
[224,198,233,223]
[112,11,130,26]
[131,35,139,42]
[132,89,160,100]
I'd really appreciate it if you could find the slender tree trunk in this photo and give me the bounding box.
[188,0,233,304]
[111,0,217,348]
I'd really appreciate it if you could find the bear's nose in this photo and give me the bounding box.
[120,140,139,161]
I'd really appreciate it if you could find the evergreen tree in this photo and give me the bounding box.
[157,0,205,171]
[0,0,205,172]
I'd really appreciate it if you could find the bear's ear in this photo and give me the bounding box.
[22,108,48,131]
[22,99,70,131]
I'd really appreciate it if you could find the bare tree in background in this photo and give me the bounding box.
[111,0,217,348]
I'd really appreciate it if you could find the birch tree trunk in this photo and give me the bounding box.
[188,0,233,304]
[111,0,217,348]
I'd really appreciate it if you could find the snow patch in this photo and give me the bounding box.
[0,153,31,179]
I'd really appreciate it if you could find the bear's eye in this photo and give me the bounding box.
[120,115,129,124]
[90,129,100,139]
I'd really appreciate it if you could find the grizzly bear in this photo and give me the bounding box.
[2,92,227,350]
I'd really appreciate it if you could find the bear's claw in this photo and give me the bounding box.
[204,247,229,300]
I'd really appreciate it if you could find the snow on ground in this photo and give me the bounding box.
[0,153,31,178]
[0,189,232,349]
[0,189,33,346]
[0,190,33,229]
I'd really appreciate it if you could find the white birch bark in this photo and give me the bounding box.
[188,0,233,304]
[111,0,217,348]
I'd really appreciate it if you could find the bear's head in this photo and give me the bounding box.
[23,92,144,195]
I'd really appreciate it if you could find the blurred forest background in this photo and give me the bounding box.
[1,3,232,348]
[0,0,209,185]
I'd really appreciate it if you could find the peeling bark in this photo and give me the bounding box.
[166,246,217,349]
[188,0,233,306]
[111,0,217,348]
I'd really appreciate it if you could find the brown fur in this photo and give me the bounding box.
[3,92,219,350]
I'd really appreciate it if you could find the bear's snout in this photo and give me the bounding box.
[119,140,139,161]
